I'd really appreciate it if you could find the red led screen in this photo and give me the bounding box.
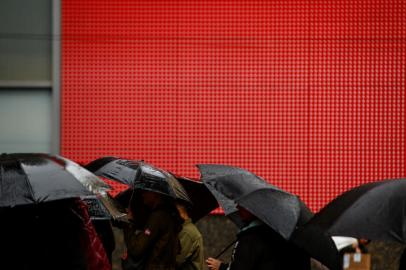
[62,0,405,211]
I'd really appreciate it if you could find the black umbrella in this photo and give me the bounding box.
[173,176,219,222]
[198,164,341,270]
[290,225,342,270]
[297,200,314,225]
[86,157,191,203]
[0,153,110,208]
[198,173,244,227]
[281,194,341,270]
[197,164,301,240]
[307,178,406,244]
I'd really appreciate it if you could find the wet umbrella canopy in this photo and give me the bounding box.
[86,157,191,204]
[290,225,341,270]
[198,164,313,226]
[0,153,110,208]
[307,178,406,243]
[198,164,301,240]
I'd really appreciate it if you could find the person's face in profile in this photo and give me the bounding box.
[359,239,370,246]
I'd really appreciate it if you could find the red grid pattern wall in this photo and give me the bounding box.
[62,0,406,211]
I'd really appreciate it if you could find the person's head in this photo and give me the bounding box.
[175,201,191,221]
[140,189,163,209]
[237,205,256,223]
[359,238,371,246]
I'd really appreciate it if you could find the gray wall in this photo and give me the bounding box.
[0,89,51,152]
[0,0,51,82]
[0,0,56,154]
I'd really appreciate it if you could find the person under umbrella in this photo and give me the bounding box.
[86,157,220,270]
[121,180,184,270]
[206,204,310,270]
[175,199,205,270]
[199,164,341,270]
[199,164,311,270]
[172,176,216,270]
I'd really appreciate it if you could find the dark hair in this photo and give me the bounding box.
[162,197,184,234]
[176,198,192,209]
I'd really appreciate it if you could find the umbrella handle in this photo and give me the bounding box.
[215,239,238,259]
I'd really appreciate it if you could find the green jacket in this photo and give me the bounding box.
[123,206,180,270]
[176,219,204,270]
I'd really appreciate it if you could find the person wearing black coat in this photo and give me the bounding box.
[206,206,310,270]
[399,248,406,270]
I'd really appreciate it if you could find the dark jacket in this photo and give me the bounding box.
[1,199,111,270]
[123,205,181,270]
[220,220,310,270]
[92,219,116,264]
[399,248,406,270]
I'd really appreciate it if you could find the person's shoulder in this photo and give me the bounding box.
[181,221,202,239]
[239,224,282,243]
[238,225,264,241]
[182,219,197,229]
